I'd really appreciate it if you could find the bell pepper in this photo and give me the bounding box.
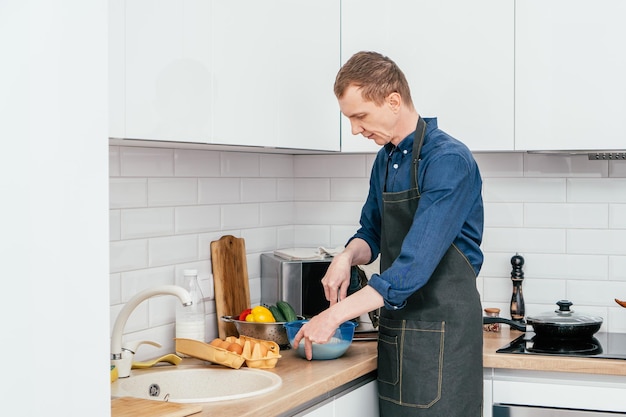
[238,308,252,321]
[248,305,276,323]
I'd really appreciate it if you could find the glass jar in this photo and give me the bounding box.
[483,307,501,332]
[175,269,207,344]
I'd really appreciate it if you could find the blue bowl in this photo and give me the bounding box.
[284,320,357,360]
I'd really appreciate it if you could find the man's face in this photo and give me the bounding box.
[338,85,400,146]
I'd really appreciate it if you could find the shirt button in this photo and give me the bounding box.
[393,163,399,169]
[403,150,408,154]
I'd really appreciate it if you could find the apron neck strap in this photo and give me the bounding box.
[411,116,426,190]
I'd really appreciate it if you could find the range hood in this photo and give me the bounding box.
[527,150,626,160]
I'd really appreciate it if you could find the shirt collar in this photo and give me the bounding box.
[383,117,438,154]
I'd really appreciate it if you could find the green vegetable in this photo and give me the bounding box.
[268,305,286,322]
[277,300,298,322]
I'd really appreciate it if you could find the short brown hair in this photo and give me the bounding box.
[334,51,414,109]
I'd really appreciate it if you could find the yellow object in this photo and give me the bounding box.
[110,365,119,383]
[175,336,281,369]
[249,306,276,323]
[131,353,183,369]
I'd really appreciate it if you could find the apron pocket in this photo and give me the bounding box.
[377,332,399,385]
[377,316,445,408]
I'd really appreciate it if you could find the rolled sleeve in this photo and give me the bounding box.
[367,273,407,310]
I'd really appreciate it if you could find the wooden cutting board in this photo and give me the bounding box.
[111,397,202,417]
[211,235,251,339]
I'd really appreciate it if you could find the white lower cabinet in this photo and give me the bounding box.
[299,379,379,417]
[483,370,493,417]
[491,369,626,414]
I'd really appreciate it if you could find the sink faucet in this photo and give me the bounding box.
[111,285,192,378]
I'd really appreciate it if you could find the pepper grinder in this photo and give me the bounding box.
[510,253,525,322]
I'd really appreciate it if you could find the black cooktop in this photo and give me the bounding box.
[497,332,626,360]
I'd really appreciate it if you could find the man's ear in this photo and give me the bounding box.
[387,92,402,113]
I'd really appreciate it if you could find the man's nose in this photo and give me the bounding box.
[350,121,363,135]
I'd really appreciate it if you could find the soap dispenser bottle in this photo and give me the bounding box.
[175,269,206,344]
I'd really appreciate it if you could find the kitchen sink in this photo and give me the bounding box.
[111,366,282,403]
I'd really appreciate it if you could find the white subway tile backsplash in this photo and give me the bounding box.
[522,278,567,304]
[120,265,175,302]
[148,235,198,267]
[568,178,626,203]
[522,253,608,281]
[110,145,626,336]
[110,239,148,273]
[241,178,277,202]
[609,256,626,281]
[330,178,370,202]
[294,201,363,225]
[524,153,608,178]
[567,280,626,306]
[484,203,523,227]
[110,178,147,208]
[330,225,359,248]
[568,229,626,255]
[524,203,608,228]
[609,204,626,229]
[240,227,279,254]
[120,147,174,177]
[199,178,240,204]
[473,153,523,177]
[260,154,293,177]
[109,146,120,176]
[220,152,259,177]
[294,154,368,178]
[481,277,513,303]
[175,205,220,234]
[174,149,220,177]
[294,225,331,247]
[260,202,293,227]
[483,178,566,202]
[610,160,626,178]
[221,203,260,229]
[293,178,330,201]
[480,252,518,278]
[149,295,178,327]
[110,273,121,305]
[277,178,294,201]
[110,210,121,241]
[148,178,198,206]
[121,207,174,239]
[482,227,566,254]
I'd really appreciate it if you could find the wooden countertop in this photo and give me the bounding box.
[195,340,377,417]
[483,328,626,376]
[113,331,626,417]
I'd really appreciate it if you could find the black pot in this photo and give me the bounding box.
[482,300,603,340]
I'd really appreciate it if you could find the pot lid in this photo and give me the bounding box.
[526,300,603,326]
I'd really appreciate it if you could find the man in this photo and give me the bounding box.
[293,51,484,416]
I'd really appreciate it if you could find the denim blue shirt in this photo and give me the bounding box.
[349,117,484,310]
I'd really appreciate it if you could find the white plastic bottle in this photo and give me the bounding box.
[175,269,206,345]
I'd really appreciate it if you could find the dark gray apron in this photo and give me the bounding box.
[377,117,483,417]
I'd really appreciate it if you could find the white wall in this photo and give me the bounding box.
[2,1,110,416]
[110,146,626,360]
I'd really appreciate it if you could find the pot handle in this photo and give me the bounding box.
[482,316,527,332]
[220,315,235,323]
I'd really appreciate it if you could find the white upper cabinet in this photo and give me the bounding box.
[115,0,340,150]
[124,0,213,143]
[515,0,626,151]
[212,0,340,150]
[341,0,515,152]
